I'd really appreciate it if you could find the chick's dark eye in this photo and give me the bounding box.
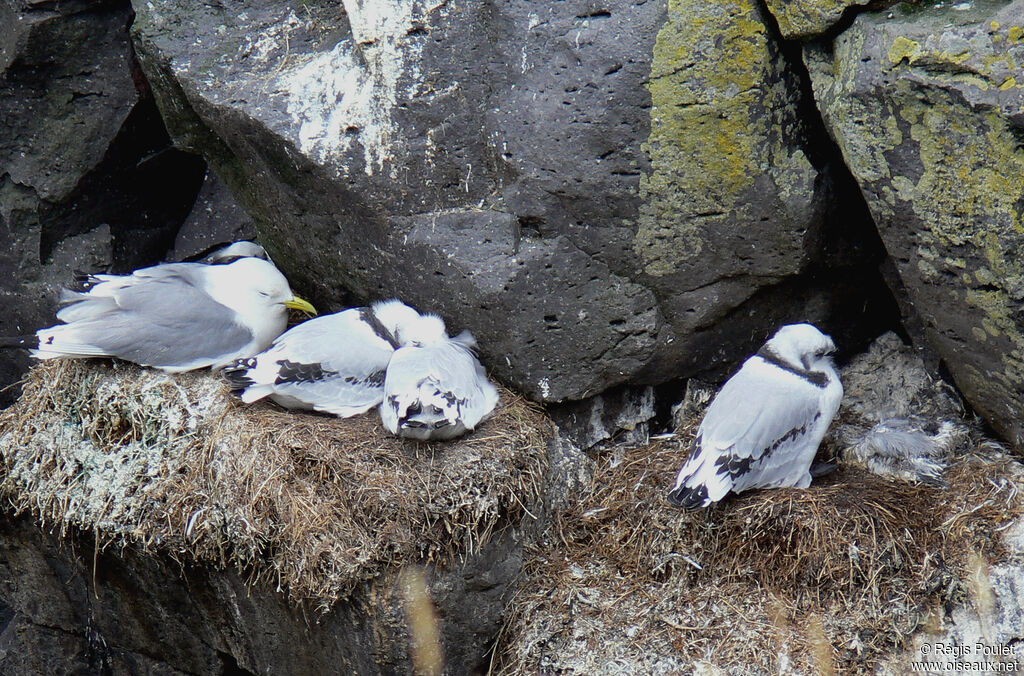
[258,291,270,297]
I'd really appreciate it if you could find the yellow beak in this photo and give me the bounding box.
[283,295,317,316]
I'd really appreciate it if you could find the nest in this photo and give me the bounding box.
[0,360,551,611]
[497,413,1024,674]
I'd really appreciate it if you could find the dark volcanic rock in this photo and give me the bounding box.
[0,516,523,675]
[0,0,207,405]
[550,383,656,449]
[806,0,1024,449]
[169,169,258,261]
[130,0,890,402]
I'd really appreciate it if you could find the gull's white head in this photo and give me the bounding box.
[371,299,449,346]
[205,257,315,318]
[764,323,836,371]
[372,299,423,337]
[399,314,448,347]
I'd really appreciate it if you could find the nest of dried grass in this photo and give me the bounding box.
[0,360,551,611]
[497,413,1024,674]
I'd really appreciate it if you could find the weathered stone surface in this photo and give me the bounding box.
[764,0,872,40]
[806,1,1024,450]
[636,0,825,284]
[130,0,889,402]
[0,516,523,675]
[0,608,190,676]
[549,384,655,449]
[0,0,207,405]
[169,169,257,261]
[635,0,889,366]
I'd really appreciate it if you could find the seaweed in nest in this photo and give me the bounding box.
[0,360,552,612]
[496,412,1024,675]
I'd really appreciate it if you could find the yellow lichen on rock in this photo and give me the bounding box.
[635,0,816,281]
[805,1,1024,449]
[889,35,922,64]
[765,0,873,40]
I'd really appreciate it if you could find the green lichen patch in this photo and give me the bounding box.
[766,0,874,40]
[635,0,818,283]
[806,0,1024,448]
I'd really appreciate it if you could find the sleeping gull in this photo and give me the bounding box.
[222,299,432,417]
[380,328,499,440]
[4,257,315,372]
[667,323,843,509]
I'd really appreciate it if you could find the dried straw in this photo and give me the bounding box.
[496,412,1024,674]
[0,360,551,612]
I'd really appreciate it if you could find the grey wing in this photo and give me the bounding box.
[50,271,252,368]
[263,311,396,415]
[673,360,824,503]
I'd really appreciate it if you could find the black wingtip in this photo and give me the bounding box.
[221,358,256,391]
[666,484,709,510]
[70,269,106,292]
[0,335,39,350]
[180,240,243,263]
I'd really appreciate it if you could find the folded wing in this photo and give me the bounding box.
[35,267,252,371]
[223,309,396,417]
[668,359,826,508]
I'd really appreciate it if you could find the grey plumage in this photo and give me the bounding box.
[51,268,253,368]
[29,257,312,371]
[842,419,963,484]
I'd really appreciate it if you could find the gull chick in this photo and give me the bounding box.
[223,300,432,418]
[381,326,499,441]
[668,323,843,509]
[842,418,963,484]
[4,257,314,372]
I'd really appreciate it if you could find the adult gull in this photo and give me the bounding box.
[5,257,315,372]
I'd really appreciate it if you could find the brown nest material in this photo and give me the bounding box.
[497,414,1024,675]
[0,360,551,611]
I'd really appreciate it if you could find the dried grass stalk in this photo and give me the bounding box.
[0,360,551,612]
[497,413,1024,674]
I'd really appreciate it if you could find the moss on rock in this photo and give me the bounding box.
[635,0,824,292]
[806,0,1024,449]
